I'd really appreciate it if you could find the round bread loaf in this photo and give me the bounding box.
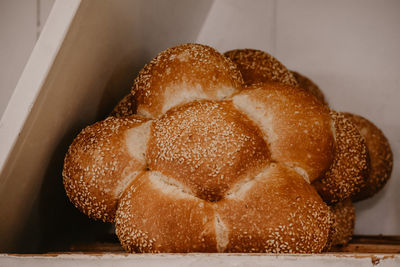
[312,111,369,204]
[291,71,327,105]
[65,82,334,252]
[224,49,298,86]
[343,113,393,201]
[64,43,373,253]
[324,199,355,251]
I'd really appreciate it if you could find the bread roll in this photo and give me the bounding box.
[132,43,243,118]
[65,81,334,252]
[215,164,331,253]
[313,111,369,204]
[146,99,270,202]
[343,113,393,201]
[64,43,376,253]
[232,82,334,182]
[63,116,150,222]
[116,171,218,253]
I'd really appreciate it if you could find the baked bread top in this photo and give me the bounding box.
[63,43,391,253]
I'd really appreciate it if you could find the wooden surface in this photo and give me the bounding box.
[330,236,400,254]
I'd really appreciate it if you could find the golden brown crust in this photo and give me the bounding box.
[146,100,270,202]
[343,113,393,201]
[64,44,368,253]
[115,172,217,253]
[224,49,298,87]
[62,115,149,222]
[115,164,330,253]
[232,82,334,182]
[291,71,327,105]
[313,111,369,204]
[132,43,243,118]
[110,93,136,117]
[217,164,331,253]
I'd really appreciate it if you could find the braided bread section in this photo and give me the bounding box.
[64,43,385,253]
[63,116,151,222]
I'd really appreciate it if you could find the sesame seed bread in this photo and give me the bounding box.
[343,113,393,201]
[63,43,391,253]
[232,83,334,183]
[116,164,330,253]
[132,44,243,119]
[215,163,330,253]
[312,111,369,204]
[146,99,270,202]
[63,115,150,222]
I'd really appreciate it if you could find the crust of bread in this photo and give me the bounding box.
[224,49,298,87]
[231,82,334,182]
[217,163,331,253]
[65,44,376,253]
[313,111,369,204]
[343,113,393,201]
[116,171,217,253]
[132,43,243,118]
[62,115,150,222]
[116,165,331,253]
[146,99,269,202]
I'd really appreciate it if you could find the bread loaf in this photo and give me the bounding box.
[64,44,338,252]
[63,43,392,253]
[64,81,333,252]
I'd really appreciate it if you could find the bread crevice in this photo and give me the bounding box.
[148,171,197,200]
[115,170,144,198]
[125,120,152,164]
[231,93,276,148]
[225,165,271,200]
[282,163,310,184]
[214,211,229,252]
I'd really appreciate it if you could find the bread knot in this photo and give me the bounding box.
[63,44,391,253]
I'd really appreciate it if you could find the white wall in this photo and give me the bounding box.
[0,0,55,118]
